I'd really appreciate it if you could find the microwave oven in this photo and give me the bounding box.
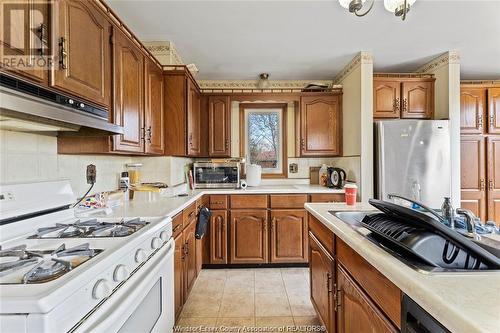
[193,162,240,189]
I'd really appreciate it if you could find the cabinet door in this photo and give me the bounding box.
[337,265,397,333]
[270,210,308,263]
[208,95,231,157]
[210,210,228,264]
[230,210,268,264]
[187,79,201,156]
[461,135,487,222]
[144,59,164,155]
[0,0,49,84]
[174,232,184,321]
[487,136,500,225]
[460,88,486,134]
[183,218,197,296]
[488,88,500,134]
[401,81,434,119]
[112,30,144,153]
[373,80,401,119]
[52,0,111,107]
[309,233,335,333]
[300,95,341,156]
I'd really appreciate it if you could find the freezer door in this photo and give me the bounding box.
[376,120,451,208]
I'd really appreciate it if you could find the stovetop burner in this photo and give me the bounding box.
[29,218,149,239]
[0,243,101,284]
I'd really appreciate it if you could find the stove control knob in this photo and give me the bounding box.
[135,249,147,263]
[92,279,111,300]
[113,265,129,282]
[151,237,162,249]
[160,231,169,242]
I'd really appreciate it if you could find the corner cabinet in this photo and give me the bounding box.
[52,0,111,107]
[229,210,268,264]
[208,95,231,157]
[299,95,342,157]
[112,29,144,153]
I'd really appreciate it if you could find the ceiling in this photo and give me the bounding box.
[106,0,500,80]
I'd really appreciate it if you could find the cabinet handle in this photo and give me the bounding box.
[263,219,268,231]
[326,273,332,293]
[271,217,276,231]
[38,23,48,56]
[225,139,229,149]
[478,114,483,128]
[402,98,408,112]
[480,179,485,191]
[181,245,185,260]
[212,201,224,205]
[146,126,152,143]
[188,133,193,146]
[335,288,342,312]
[184,242,189,256]
[173,224,182,233]
[300,139,305,150]
[490,114,495,127]
[58,37,68,69]
[140,127,146,141]
[188,211,195,219]
[393,98,400,112]
[489,179,494,191]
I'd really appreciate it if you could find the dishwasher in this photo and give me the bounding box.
[401,294,450,333]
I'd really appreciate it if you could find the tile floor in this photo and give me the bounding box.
[176,268,324,332]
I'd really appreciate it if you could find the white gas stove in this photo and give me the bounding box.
[0,180,174,333]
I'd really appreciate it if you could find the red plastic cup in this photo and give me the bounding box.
[344,183,357,206]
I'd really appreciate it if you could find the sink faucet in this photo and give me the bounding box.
[387,193,445,223]
[455,208,479,240]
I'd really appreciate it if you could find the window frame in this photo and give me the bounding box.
[239,103,288,179]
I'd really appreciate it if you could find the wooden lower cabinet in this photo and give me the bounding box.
[183,218,197,298]
[336,265,397,333]
[174,232,184,321]
[230,210,268,264]
[309,233,335,333]
[488,136,500,225]
[270,210,308,263]
[210,210,228,264]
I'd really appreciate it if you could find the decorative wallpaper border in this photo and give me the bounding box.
[333,51,373,84]
[416,51,460,73]
[197,80,336,89]
[143,41,184,65]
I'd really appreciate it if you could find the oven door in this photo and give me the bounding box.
[73,238,174,333]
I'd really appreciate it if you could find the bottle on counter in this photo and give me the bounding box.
[119,171,130,201]
[319,164,328,187]
[441,197,455,228]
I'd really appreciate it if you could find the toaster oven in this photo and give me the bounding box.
[193,162,240,189]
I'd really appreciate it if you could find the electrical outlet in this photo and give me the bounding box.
[86,164,96,184]
[289,163,298,173]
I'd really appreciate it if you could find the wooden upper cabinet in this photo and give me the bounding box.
[270,210,308,263]
[401,80,434,119]
[210,210,228,264]
[460,88,486,134]
[187,78,201,156]
[208,95,231,157]
[230,210,268,264]
[52,0,111,107]
[0,0,49,84]
[144,59,164,155]
[309,233,335,333]
[373,80,401,118]
[488,88,500,134]
[460,135,487,222]
[300,95,342,157]
[487,136,500,225]
[336,265,397,333]
[112,29,144,153]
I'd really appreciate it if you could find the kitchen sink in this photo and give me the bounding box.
[329,210,500,274]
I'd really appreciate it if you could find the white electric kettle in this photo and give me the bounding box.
[246,164,262,187]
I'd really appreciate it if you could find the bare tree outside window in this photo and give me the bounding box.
[248,112,280,170]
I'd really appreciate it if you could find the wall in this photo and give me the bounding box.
[417,51,461,207]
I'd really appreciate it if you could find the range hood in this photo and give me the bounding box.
[0,74,123,135]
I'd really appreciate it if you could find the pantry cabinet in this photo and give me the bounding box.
[0,0,50,85]
[230,210,268,264]
[299,95,342,157]
[336,265,398,333]
[52,0,111,107]
[210,210,228,264]
[460,88,487,134]
[208,95,231,157]
[270,210,308,263]
[489,88,500,134]
[373,77,435,120]
[487,136,500,224]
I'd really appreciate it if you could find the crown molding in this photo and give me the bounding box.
[143,41,184,65]
[197,80,336,89]
[333,51,373,84]
[416,51,460,73]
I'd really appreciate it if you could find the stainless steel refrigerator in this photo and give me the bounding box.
[374,120,451,209]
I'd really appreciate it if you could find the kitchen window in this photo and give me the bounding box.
[239,103,287,178]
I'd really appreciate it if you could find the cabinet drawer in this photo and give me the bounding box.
[336,237,401,329]
[209,195,228,210]
[230,195,268,209]
[309,193,345,203]
[172,212,183,238]
[270,194,307,209]
[183,202,197,226]
[308,213,334,256]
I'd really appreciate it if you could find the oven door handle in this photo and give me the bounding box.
[72,238,174,333]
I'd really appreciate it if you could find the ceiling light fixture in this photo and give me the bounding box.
[258,73,270,89]
[338,0,415,20]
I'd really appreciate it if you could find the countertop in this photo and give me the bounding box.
[304,203,500,333]
[102,184,344,220]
